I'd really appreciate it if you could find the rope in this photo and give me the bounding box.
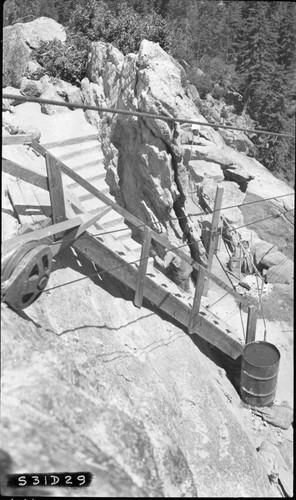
[3,93,295,139]
[239,303,246,341]
[215,251,245,341]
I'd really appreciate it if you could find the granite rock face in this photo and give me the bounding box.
[3,17,66,88]
[81,39,294,270]
[1,246,275,497]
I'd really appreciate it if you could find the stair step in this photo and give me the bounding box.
[58,145,101,161]
[64,168,105,188]
[89,206,113,218]
[79,187,109,202]
[64,175,107,196]
[112,227,132,239]
[71,158,104,172]
[100,216,126,229]
[41,134,99,150]
[86,172,106,183]
[80,198,107,213]
[79,192,96,202]
[123,238,142,252]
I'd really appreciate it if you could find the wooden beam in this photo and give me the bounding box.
[204,186,223,296]
[134,226,152,308]
[2,217,85,254]
[41,134,99,149]
[45,153,66,228]
[72,233,243,359]
[2,158,48,190]
[17,218,52,236]
[245,305,257,344]
[3,134,33,145]
[188,266,206,334]
[31,141,249,307]
[6,179,50,227]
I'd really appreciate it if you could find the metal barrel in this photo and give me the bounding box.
[240,341,280,407]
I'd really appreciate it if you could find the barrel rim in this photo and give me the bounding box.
[242,341,280,368]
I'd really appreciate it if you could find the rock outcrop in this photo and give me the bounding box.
[3,31,294,278]
[2,24,294,497]
[81,39,294,270]
[3,17,66,88]
[1,247,274,497]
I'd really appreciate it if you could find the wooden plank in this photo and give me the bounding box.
[6,179,32,225]
[2,216,85,255]
[204,186,223,296]
[27,185,51,224]
[245,305,257,344]
[41,134,99,149]
[188,266,206,334]
[134,226,152,308]
[64,188,87,215]
[2,158,48,190]
[2,134,33,145]
[6,179,49,226]
[72,233,243,359]
[18,218,52,235]
[45,153,66,226]
[31,141,249,307]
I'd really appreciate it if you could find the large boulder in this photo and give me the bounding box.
[81,77,108,129]
[82,38,294,268]
[20,77,43,97]
[261,250,289,268]
[3,17,66,88]
[251,240,278,267]
[135,40,224,148]
[265,259,293,284]
[222,163,255,192]
[103,41,225,263]
[198,177,246,226]
[2,112,20,134]
[86,41,124,107]
[39,85,67,115]
[188,159,224,183]
[2,86,23,111]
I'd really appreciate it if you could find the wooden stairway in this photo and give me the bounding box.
[42,135,144,260]
[3,134,249,360]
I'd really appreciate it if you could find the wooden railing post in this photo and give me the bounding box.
[134,226,152,308]
[245,305,258,344]
[45,153,66,237]
[204,186,223,296]
[188,266,206,334]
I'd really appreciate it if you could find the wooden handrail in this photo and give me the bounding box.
[2,157,48,190]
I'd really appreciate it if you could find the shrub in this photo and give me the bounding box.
[33,33,89,84]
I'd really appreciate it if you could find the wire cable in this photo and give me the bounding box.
[227,207,294,233]
[45,238,203,292]
[3,93,295,139]
[46,199,294,246]
[185,192,294,221]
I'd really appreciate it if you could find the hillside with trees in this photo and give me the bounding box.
[3,0,295,185]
